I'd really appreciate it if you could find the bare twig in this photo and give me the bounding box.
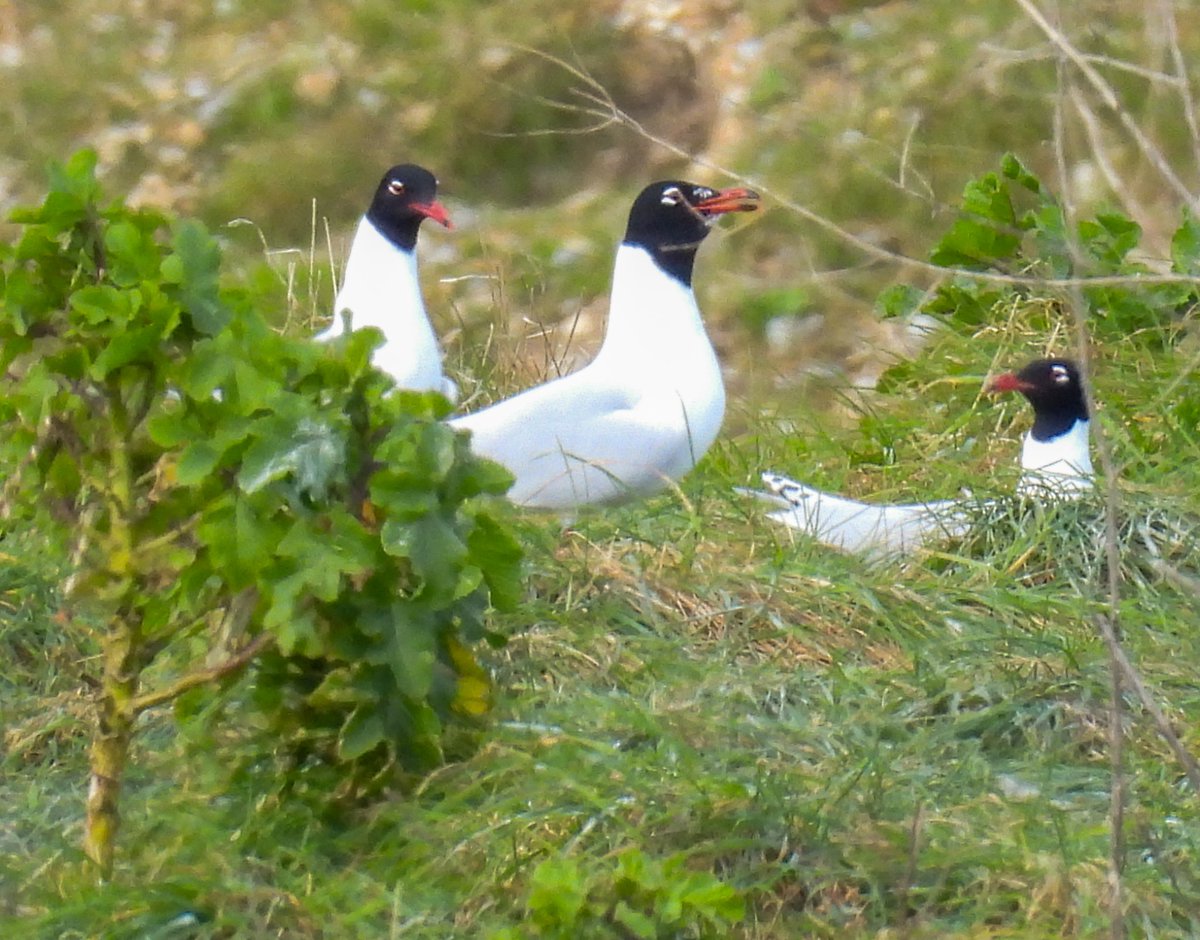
[510,45,1200,291]
[1052,54,1126,940]
[130,630,273,715]
[1156,0,1200,174]
[1068,87,1154,233]
[1096,613,1200,794]
[979,42,1185,87]
[1151,557,1200,598]
[1015,0,1196,208]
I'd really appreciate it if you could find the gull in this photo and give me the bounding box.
[316,162,456,398]
[451,180,759,510]
[750,358,1094,556]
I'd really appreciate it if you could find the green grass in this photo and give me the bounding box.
[6,1,1200,935]
[5,329,1200,935]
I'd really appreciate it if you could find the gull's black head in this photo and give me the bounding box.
[366,163,452,253]
[987,357,1089,441]
[622,180,759,286]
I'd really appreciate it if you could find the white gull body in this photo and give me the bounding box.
[752,417,1094,558]
[316,217,454,398]
[1016,418,1093,495]
[450,244,725,510]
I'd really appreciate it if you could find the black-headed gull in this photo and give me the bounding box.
[751,357,1094,556]
[451,181,760,510]
[316,163,456,398]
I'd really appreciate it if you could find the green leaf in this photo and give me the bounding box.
[417,423,457,480]
[450,452,514,500]
[164,219,230,335]
[612,902,656,939]
[90,324,162,379]
[930,219,1020,269]
[179,337,233,399]
[875,283,923,320]
[930,170,1029,270]
[1001,152,1042,193]
[339,708,386,760]
[46,449,81,497]
[528,859,586,928]
[4,268,48,335]
[50,149,101,203]
[146,408,196,448]
[176,440,223,484]
[233,497,274,572]
[262,571,321,655]
[231,359,284,412]
[409,513,468,599]
[1079,213,1141,266]
[380,518,414,559]
[104,219,162,286]
[467,512,523,611]
[1171,211,1200,274]
[237,416,345,497]
[677,876,745,923]
[384,603,437,698]
[275,512,374,586]
[70,285,131,326]
[369,478,439,521]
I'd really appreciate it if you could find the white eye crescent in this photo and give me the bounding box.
[388,180,406,196]
[1051,364,1070,383]
[660,186,683,206]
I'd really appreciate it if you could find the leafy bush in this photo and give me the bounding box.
[894,154,1200,344]
[493,849,745,939]
[0,150,522,877]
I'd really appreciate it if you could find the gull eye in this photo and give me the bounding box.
[387,180,406,196]
[660,186,682,206]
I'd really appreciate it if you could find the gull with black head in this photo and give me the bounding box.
[316,163,456,398]
[451,180,759,510]
[749,357,1095,557]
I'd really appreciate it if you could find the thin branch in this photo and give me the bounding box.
[1096,613,1200,794]
[1014,0,1196,208]
[1156,0,1200,175]
[1151,557,1200,598]
[130,630,273,716]
[510,45,1200,291]
[979,42,1186,87]
[1069,87,1155,234]
[1052,54,1126,940]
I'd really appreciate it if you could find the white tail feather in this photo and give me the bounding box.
[753,472,972,557]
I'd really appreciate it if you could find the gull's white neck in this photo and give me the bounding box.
[335,218,424,333]
[328,217,444,393]
[1018,419,1094,495]
[594,244,710,370]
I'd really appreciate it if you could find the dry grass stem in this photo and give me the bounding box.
[518,45,1199,289]
[1015,0,1196,208]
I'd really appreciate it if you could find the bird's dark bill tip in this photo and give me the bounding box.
[694,187,760,215]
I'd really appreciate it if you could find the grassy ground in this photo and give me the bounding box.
[5,1,1200,937]
[4,317,1200,936]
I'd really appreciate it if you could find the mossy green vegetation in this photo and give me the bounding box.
[4,147,1200,934]
[4,1,1200,935]
[0,151,521,880]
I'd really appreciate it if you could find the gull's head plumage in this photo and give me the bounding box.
[986,357,1088,442]
[366,163,452,252]
[622,180,759,285]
